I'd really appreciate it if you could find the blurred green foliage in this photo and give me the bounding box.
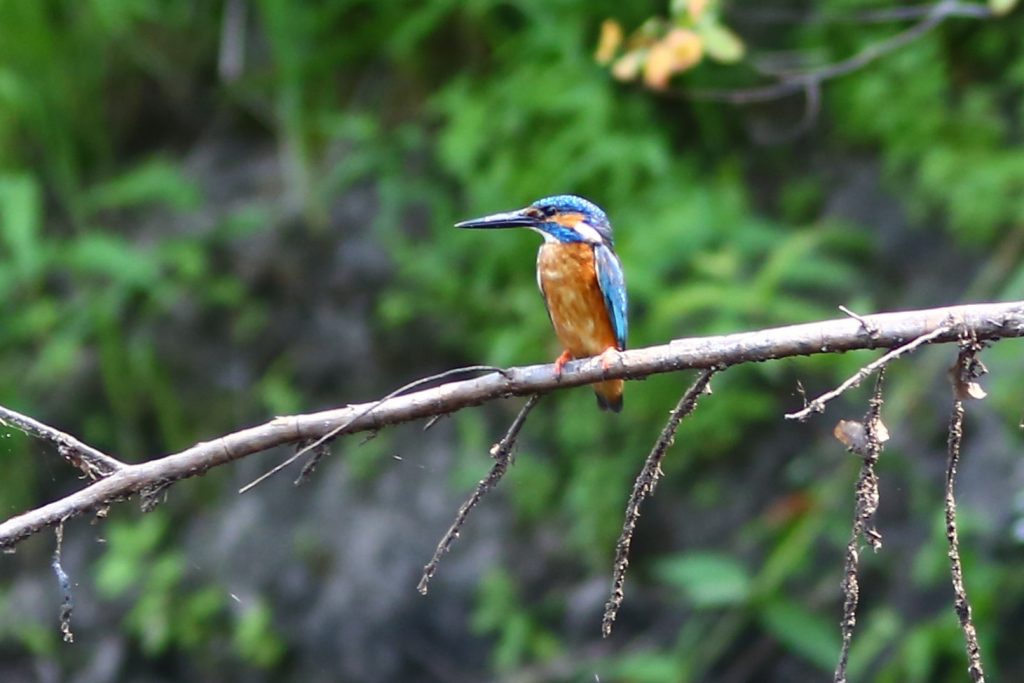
[472,568,563,671]
[95,515,225,656]
[93,512,285,668]
[1,0,1023,681]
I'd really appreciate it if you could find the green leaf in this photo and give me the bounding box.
[147,552,186,590]
[94,515,170,597]
[669,0,690,17]
[67,232,161,287]
[900,622,938,683]
[0,173,43,279]
[846,607,902,678]
[698,22,745,64]
[178,586,225,649]
[233,600,286,669]
[613,651,684,683]
[654,551,751,607]
[82,158,201,213]
[0,67,28,109]
[758,599,839,671]
[989,0,1019,16]
[14,622,57,657]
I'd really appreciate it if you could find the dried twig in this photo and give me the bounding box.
[687,0,993,105]
[295,440,332,485]
[602,369,716,637]
[3,301,1023,551]
[52,523,74,644]
[945,344,987,682]
[239,365,509,493]
[834,370,887,683]
[418,394,541,594]
[731,2,992,26]
[217,0,247,82]
[0,405,124,479]
[838,304,880,339]
[786,321,954,421]
[139,483,170,513]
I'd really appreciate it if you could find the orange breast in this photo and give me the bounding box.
[537,242,618,358]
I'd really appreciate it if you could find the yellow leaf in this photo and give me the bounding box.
[833,419,866,453]
[667,28,704,67]
[643,28,703,89]
[595,19,623,65]
[643,43,674,90]
[612,51,645,82]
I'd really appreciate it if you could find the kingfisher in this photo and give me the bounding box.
[456,195,628,411]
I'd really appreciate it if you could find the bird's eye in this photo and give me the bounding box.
[541,206,557,217]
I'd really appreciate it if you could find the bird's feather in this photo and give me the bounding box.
[594,243,627,350]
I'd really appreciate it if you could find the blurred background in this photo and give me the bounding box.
[1,1,1023,681]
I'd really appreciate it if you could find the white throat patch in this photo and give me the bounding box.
[530,226,559,243]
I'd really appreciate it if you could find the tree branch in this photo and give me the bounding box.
[603,369,716,636]
[786,320,952,420]
[731,2,993,26]
[0,404,125,478]
[237,364,508,493]
[834,370,888,683]
[687,0,993,105]
[52,523,74,644]
[945,343,987,682]
[1,300,1022,551]
[418,394,542,595]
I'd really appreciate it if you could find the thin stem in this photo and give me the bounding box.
[603,369,716,636]
[418,394,542,594]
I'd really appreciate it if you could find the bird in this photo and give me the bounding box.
[455,194,628,411]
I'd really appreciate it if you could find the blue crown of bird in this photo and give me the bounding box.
[456,195,628,412]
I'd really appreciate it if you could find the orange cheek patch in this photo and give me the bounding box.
[553,212,583,228]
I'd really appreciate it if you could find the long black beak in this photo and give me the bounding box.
[454,209,537,230]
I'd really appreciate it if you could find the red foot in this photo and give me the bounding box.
[554,350,573,379]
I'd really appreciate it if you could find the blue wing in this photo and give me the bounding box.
[594,243,628,350]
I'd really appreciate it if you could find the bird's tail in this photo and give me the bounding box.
[594,379,624,413]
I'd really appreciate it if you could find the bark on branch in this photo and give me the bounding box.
[1,300,1022,550]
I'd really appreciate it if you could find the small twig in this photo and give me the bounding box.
[687,0,991,105]
[52,523,74,643]
[944,344,987,682]
[239,442,311,494]
[757,80,822,145]
[422,414,445,431]
[786,321,953,421]
[730,2,992,25]
[418,394,542,595]
[834,370,887,683]
[217,0,247,82]
[0,404,124,479]
[239,365,508,493]
[602,369,717,637]
[838,305,880,340]
[139,482,170,513]
[294,440,331,485]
